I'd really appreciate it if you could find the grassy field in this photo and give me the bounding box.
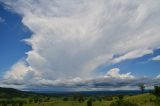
[0,87,160,106]
[0,93,159,106]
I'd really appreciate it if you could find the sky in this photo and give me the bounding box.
[0,0,160,91]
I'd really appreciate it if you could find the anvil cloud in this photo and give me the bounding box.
[1,0,160,90]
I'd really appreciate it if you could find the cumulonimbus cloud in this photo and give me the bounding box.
[1,0,160,90]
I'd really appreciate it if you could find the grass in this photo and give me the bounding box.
[125,93,157,106]
[0,93,159,106]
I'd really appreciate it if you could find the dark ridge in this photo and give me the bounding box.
[0,87,46,98]
[0,87,22,93]
[33,89,153,96]
[0,87,153,98]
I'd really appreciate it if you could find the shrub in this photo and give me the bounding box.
[19,102,23,106]
[72,93,84,102]
[117,95,124,100]
[110,100,138,106]
[11,103,17,106]
[2,102,7,106]
[154,86,160,96]
[97,97,102,102]
[105,96,113,101]
[153,96,160,106]
[87,99,92,106]
[29,99,33,104]
[63,97,69,101]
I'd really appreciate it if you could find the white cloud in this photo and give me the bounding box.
[0,17,5,23]
[1,0,160,89]
[156,74,160,79]
[104,68,135,79]
[112,49,153,64]
[2,67,160,91]
[3,60,41,85]
[3,60,29,83]
[151,55,160,61]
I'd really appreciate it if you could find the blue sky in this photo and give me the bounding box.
[0,0,160,91]
[0,3,31,77]
[98,49,160,77]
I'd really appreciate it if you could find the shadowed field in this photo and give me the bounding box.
[0,87,160,106]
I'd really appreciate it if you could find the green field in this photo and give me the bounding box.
[0,93,160,106]
[0,87,160,106]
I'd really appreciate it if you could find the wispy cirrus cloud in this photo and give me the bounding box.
[0,17,5,23]
[151,55,160,61]
[0,0,160,90]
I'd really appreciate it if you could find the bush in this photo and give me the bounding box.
[11,103,17,106]
[110,100,138,106]
[19,102,23,106]
[153,96,160,106]
[72,93,84,102]
[154,86,160,96]
[63,97,69,101]
[29,99,33,104]
[105,96,113,101]
[97,96,102,102]
[87,99,92,106]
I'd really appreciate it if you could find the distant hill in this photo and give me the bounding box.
[0,87,23,93]
[0,87,153,98]
[0,87,42,98]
